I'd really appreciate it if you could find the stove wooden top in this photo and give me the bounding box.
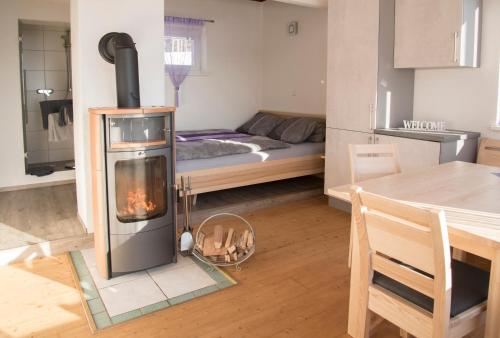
[89,106,176,115]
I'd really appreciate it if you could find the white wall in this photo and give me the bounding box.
[262,1,327,115]
[413,0,500,139]
[71,0,165,231]
[0,0,74,189]
[165,0,263,130]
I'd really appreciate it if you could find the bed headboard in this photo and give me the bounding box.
[258,110,326,121]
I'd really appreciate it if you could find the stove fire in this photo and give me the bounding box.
[122,188,157,216]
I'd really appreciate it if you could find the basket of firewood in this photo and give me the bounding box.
[192,213,255,269]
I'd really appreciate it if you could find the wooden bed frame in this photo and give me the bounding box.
[175,110,326,195]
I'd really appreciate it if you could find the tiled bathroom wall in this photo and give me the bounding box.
[21,23,74,165]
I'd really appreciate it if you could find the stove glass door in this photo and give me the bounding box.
[115,156,167,223]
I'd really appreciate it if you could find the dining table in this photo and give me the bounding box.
[327,161,500,338]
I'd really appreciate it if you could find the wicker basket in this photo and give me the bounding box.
[192,213,255,269]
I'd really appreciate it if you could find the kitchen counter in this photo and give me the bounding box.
[374,128,481,143]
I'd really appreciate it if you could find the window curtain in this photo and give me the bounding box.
[164,16,204,107]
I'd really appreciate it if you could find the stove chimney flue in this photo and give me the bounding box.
[98,32,141,108]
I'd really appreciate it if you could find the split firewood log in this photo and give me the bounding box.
[214,225,224,249]
[202,235,227,256]
[227,245,236,254]
[225,228,234,248]
[241,230,249,249]
[246,232,254,248]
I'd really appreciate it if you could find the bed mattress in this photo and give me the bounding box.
[176,142,325,173]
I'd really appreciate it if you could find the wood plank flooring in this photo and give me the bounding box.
[0,197,482,337]
[0,183,85,250]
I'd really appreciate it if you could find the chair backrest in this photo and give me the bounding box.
[348,144,401,183]
[350,186,452,337]
[477,138,500,167]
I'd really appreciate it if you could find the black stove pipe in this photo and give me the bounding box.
[98,32,141,108]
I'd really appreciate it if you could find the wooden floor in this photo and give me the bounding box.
[0,197,482,338]
[0,183,85,250]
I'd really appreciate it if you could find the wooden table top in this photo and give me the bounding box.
[327,161,500,255]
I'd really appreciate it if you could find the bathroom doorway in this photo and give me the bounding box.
[19,20,74,177]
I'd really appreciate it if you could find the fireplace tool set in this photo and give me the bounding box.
[179,176,194,255]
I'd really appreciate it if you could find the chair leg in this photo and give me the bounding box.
[348,218,354,268]
[356,308,371,338]
[356,289,371,338]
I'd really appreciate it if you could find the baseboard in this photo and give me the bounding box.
[0,179,76,193]
[328,196,351,213]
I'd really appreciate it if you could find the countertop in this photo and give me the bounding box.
[374,128,481,143]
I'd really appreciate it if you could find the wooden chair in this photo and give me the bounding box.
[347,144,402,267]
[348,144,401,184]
[477,138,500,167]
[350,186,488,338]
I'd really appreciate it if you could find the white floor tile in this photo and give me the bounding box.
[149,263,216,298]
[88,264,147,290]
[147,254,194,275]
[99,276,166,317]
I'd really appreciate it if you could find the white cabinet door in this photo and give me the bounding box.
[375,135,440,172]
[327,0,379,132]
[394,0,464,68]
[325,128,374,191]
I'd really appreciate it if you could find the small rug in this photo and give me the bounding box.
[69,249,236,331]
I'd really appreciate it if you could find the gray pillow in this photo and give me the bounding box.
[268,117,299,140]
[280,117,318,144]
[236,112,265,134]
[307,120,326,143]
[247,114,285,136]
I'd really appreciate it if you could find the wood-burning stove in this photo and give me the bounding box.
[89,107,176,279]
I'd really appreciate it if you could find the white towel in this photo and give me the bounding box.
[48,113,72,142]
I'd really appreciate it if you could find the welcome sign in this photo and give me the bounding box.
[403,120,446,131]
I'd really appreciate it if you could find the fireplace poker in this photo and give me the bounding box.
[179,176,194,255]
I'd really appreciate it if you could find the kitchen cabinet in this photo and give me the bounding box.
[374,131,480,171]
[327,0,379,132]
[374,134,440,171]
[327,0,414,132]
[325,0,414,196]
[394,0,482,68]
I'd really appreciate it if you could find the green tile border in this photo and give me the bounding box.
[70,251,237,331]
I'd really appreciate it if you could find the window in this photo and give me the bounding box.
[164,16,205,75]
[164,36,201,71]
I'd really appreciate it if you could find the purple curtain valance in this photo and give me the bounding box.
[164,16,204,26]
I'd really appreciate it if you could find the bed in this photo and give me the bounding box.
[175,110,325,195]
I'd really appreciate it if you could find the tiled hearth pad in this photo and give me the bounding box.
[70,249,236,331]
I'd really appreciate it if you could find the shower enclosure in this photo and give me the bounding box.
[18,20,74,175]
